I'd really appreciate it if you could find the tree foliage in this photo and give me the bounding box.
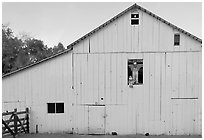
[2,24,66,75]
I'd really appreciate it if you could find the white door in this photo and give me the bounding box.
[88,106,105,134]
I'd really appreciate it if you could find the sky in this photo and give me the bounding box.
[2,2,202,48]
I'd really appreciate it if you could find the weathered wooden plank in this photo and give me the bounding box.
[2,111,15,116]
[143,53,150,134]
[98,53,105,104]
[89,54,95,103]
[83,54,88,104]
[149,53,155,134]
[98,28,104,53]
[154,53,161,135]
[80,54,85,104]
[2,120,15,136]
[171,53,179,98]
[117,15,125,52]
[90,32,98,53]
[165,53,172,135]
[112,21,118,53]
[94,54,99,103]
[111,53,117,104]
[4,117,25,124]
[105,54,111,104]
[85,54,91,104]
[142,12,153,52]
[186,52,193,98]
[116,54,122,104]
[159,53,165,134]
[153,18,160,52]
[126,12,132,53]
[159,22,173,52]
[16,111,27,115]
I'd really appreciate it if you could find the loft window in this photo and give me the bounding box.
[174,33,180,46]
[128,59,143,87]
[47,103,64,113]
[131,12,139,25]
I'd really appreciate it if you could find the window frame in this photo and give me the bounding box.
[174,33,180,46]
[56,103,64,113]
[127,59,143,87]
[47,103,55,113]
[131,12,139,25]
[47,102,64,114]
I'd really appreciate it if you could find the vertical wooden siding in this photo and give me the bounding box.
[2,52,73,133]
[2,6,201,136]
[73,51,201,135]
[73,9,201,54]
[72,8,201,135]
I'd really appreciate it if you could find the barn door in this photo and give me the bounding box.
[88,106,105,134]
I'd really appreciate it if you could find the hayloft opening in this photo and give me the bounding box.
[128,59,143,87]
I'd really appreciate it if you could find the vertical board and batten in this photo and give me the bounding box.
[2,52,73,133]
[2,5,202,136]
[72,7,201,135]
[73,51,202,135]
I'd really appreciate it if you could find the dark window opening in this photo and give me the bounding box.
[174,34,180,46]
[131,13,139,18]
[131,13,139,25]
[128,59,143,87]
[47,102,64,114]
[138,67,143,83]
[47,103,55,113]
[56,103,64,113]
[131,19,139,25]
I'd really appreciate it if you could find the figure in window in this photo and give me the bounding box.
[128,59,143,87]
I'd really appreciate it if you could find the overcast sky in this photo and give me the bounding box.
[2,2,202,48]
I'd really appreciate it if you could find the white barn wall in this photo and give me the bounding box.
[2,52,73,133]
[73,10,201,54]
[72,8,202,135]
[73,52,201,135]
[2,5,202,136]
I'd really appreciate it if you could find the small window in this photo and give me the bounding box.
[128,59,143,87]
[56,103,64,113]
[131,12,139,25]
[47,103,64,114]
[174,34,180,46]
[131,19,139,25]
[131,13,139,18]
[47,103,55,113]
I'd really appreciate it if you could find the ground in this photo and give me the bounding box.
[3,133,202,138]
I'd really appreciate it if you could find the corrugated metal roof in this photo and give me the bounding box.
[2,3,202,78]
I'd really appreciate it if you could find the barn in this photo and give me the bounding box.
[2,3,202,136]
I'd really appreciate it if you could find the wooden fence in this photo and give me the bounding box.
[2,108,29,137]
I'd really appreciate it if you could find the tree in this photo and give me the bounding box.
[53,42,65,54]
[2,24,23,74]
[2,24,66,75]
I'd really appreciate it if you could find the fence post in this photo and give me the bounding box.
[26,108,29,133]
[13,108,18,137]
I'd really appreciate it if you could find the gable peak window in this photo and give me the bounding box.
[131,12,139,25]
[174,33,180,46]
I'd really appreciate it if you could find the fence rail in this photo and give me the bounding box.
[2,108,29,138]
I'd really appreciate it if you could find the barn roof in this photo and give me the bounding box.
[2,3,202,78]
